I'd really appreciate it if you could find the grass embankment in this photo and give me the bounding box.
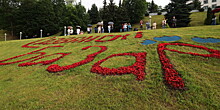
[132,12,220,29]
[0,25,219,109]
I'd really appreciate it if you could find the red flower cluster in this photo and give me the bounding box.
[157,43,220,89]
[0,46,64,65]
[21,34,131,48]
[47,46,108,73]
[18,53,71,67]
[135,32,143,38]
[90,52,147,81]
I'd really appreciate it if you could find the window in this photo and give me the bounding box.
[212,4,217,8]
[203,6,208,10]
[212,0,216,2]
[204,0,208,4]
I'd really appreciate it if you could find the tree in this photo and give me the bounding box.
[165,0,191,27]
[204,8,212,25]
[0,0,20,36]
[123,0,147,23]
[149,0,158,13]
[192,0,201,10]
[88,4,101,24]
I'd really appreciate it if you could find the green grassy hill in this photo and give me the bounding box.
[0,25,219,109]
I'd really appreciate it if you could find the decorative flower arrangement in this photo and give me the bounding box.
[0,46,64,65]
[135,32,143,38]
[90,52,147,81]
[157,43,220,89]
[21,34,131,48]
[47,46,108,73]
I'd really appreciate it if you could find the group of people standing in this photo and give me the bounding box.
[140,16,177,30]
[120,23,132,32]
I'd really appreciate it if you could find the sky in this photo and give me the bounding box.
[76,0,171,10]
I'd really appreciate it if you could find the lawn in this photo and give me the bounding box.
[0,25,219,109]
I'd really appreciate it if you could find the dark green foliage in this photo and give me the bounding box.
[148,0,158,13]
[192,0,201,10]
[0,0,90,38]
[204,8,213,25]
[165,0,191,27]
[88,4,101,24]
[123,0,147,23]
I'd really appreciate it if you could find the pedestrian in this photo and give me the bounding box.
[146,21,151,30]
[108,25,111,33]
[123,23,128,32]
[212,15,217,25]
[87,27,92,34]
[76,27,80,35]
[101,26,104,33]
[140,20,143,30]
[162,18,167,29]
[172,16,177,28]
[98,26,101,33]
[127,23,132,31]
[120,23,124,32]
[152,21,157,30]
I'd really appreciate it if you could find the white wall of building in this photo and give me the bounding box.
[200,0,220,9]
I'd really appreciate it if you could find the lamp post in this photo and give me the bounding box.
[149,16,152,30]
[64,26,66,36]
[20,32,22,40]
[40,29,43,38]
[4,33,7,41]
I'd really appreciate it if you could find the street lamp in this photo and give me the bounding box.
[149,16,152,30]
[4,33,7,41]
[64,26,67,36]
[20,32,22,40]
[40,29,43,38]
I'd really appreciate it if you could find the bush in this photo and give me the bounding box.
[158,12,162,15]
[145,12,149,16]
[199,8,204,12]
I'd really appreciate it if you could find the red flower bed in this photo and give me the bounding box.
[135,32,143,38]
[157,43,220,89]
[90,52,147,81]
[47,46,108,73]
[0,46,64,65]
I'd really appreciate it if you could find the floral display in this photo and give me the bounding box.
[157,43,220,89]
[90,52,147,81]
[1,32,220,90]
[47,46,108,72]
[135,32,143,38]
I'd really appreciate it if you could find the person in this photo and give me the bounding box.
[76,27,80,35]
[123,23,128,32]
[162,18,167,29]
[108,25,111,33]
[80,31,84,35]
[98,26,101,33]
[127,23,132,31]
[212,15,217,25]
[94,26,98,33]
[120,23,124,32]
[140,20,143,30]
[146,21,151,30]
[87,27,92,34]
[101,26,104,33]
[172,16,177,28]
[152,21,157,30]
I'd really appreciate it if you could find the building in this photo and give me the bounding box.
[187,0,220,10]
[200,0,220,9]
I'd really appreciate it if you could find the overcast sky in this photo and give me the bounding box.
[76,0,171,10]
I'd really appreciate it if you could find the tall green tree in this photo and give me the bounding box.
[0,0,20,36]
[88,4,101,24]
[165,0,191,27]
[204,8,212,25]
[192,0,201,10]
[123,0,147,23]
[149,0,158,13]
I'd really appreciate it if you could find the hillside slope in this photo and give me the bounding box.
[0,25,220,109]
